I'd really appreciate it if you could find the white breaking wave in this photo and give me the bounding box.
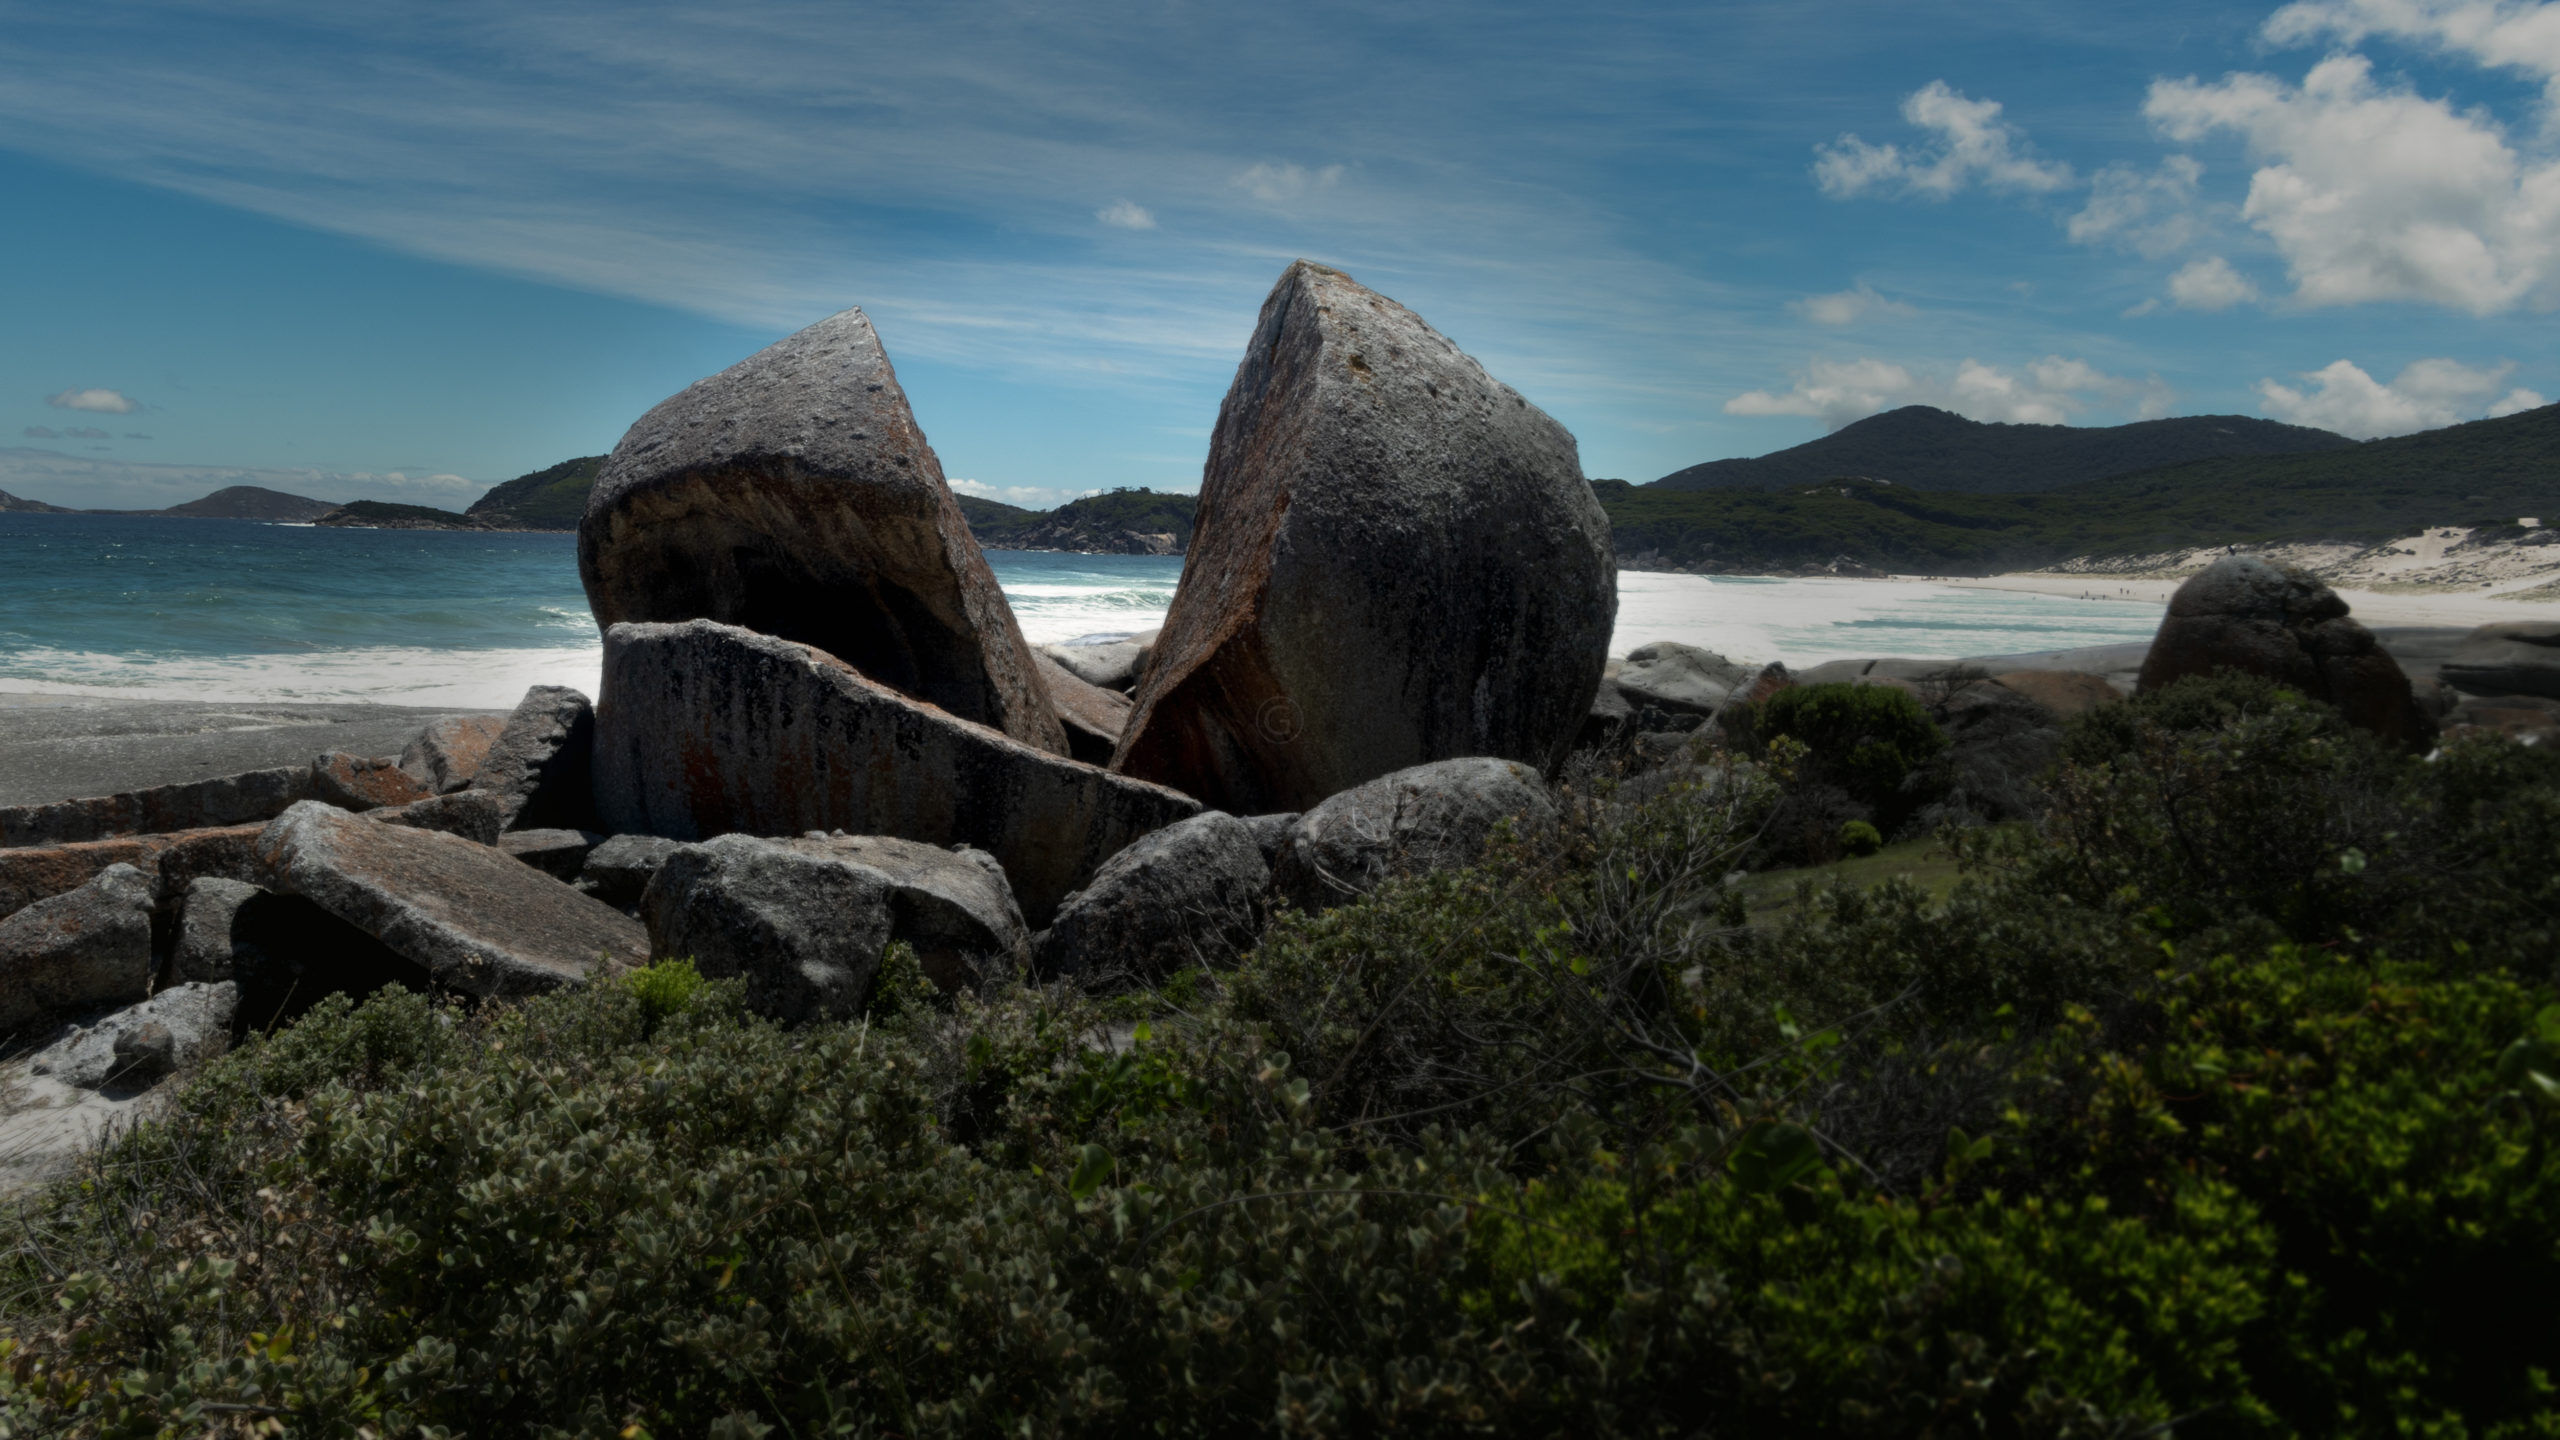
[0,645,605,709]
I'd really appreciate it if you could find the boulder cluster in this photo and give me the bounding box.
[0,262,1613,1112]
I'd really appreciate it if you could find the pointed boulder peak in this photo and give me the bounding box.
[1112,262,1616,813]
[579,308,1066,755]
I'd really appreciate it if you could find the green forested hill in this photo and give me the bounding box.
[467,455,605,530]
[1604,402,2560,573]
[1653,405,2352,493]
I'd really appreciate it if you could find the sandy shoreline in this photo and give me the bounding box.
[1930,571,2560,628]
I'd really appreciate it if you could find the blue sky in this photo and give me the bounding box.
[4,0,2557,511]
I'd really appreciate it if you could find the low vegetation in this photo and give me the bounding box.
[465,456,606,531]
[3,676,2557,1435]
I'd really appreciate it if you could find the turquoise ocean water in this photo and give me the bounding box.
[0,513,2167,708]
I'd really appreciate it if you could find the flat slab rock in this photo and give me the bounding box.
[1114,261,1615,814]
[24,982,238,1091]
[579,307,1065,754]
[256,801,646,998]
[592,619,1200,925]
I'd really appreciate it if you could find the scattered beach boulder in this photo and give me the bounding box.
[1711,661,1795,750]
[578,308,1065,754]
[1273,758,1558,913]
[1038,638,1149,693]
[1113,261,1616,814]
[789,833,1028,993]
[147,824,272,902]
[500,828,606,881]
[1578,678,1635,751]
[579,834,684,911]
[2137,556,2434,746]
[640,834,895,1024]
[0,766,312,848]
[1240,812,1299,870]
[400,714,509,794]
[1990,670,2122,718]
[591,620,1200,924]
[1614,642,1748,717]
[255,801,646,999]
[1,830,205,923]
[174,876,263,983]
[2441,622,2560,699]
[1036,650,1135,766]
[1038,811,1270,985]
[308,752,431,812]
[368,789,509,845]
[472,686,597,832]
[0,864,155,1033]
[1913,679,2067,830]
[25,983,238,1090]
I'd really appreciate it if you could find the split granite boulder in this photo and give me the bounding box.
[1036,650,1135,766]
[1273,757,1559,913]
[0,863,156,1033]
[591,620,1200,924]
[256,801,646,999]
[1038,810,1270,985]
[1113,262,1616,814]
[578,308,1065,754]
[2137,556,2434,746]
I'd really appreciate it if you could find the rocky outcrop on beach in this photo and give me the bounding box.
[475,685,598,832]
[0,864,156,1032]
[1273,758,1560,913]
[1037,810,1270,985]
[580,308,1066,754]
[256,800,646,999]
[2138,556,2434,746]
[592,619,1199,925]
[400,715,508,794]
[1114,262,1616,814]
[1035,650,1134,765]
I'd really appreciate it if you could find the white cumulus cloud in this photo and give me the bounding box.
[948,476,1098,511]
[1095,199,1156,229]
[47,387,139,414]
[2256,356,2545,436]
[2147,54,2560,313]
[1814,81,2074,200]
[1725,354,2147,430]
[2265,0,2560,105]
[2169,255,2260,310]
[1231,162,1342,203]
[1793,283,1918,325]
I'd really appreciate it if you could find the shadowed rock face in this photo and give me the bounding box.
[579,308,1066,755]
[1112,262,1616,814]
[2138,556,2433,747]
[591,620,1200,925]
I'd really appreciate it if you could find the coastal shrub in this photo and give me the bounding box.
[2,722,2557,1435]
[1754,682,1946,859]
[1837,818,1882,855]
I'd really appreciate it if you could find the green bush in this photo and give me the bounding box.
[1837,818,1883,856]
[2,700,2557,1436]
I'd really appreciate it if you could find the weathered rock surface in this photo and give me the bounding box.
[309,752,431,812]
[2137,556,2434,745]
[1038,639,1148,693]
[1990,670,2122,718]
[368,789,509,845]
[1615,642,1749,717]
[1578,678,1635,750]
[641,834,895,1023]
[579,834,684,910]
[1712,662,1795,750]
[2441,622,2560,699]
[579,308,1065,753]
[400,714,509,793]
[592,620,1201,924]
[1039,811,1269,984]
[174,877,264,983]
[147,826,270,903]
[2,831,201,922]
[256,801,646,998]
[501,828,605,881]
[0,864,155,1033]
[1911,680,2066,831]
[1240,812,1299,869]
[1114,262,1615,814]
[472,686,597,832]
[0,766,312,848]
[1273,758,1558,912]
[1037,651,1134,766]
[26,983,238,1090]
[786,833,1027,992]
